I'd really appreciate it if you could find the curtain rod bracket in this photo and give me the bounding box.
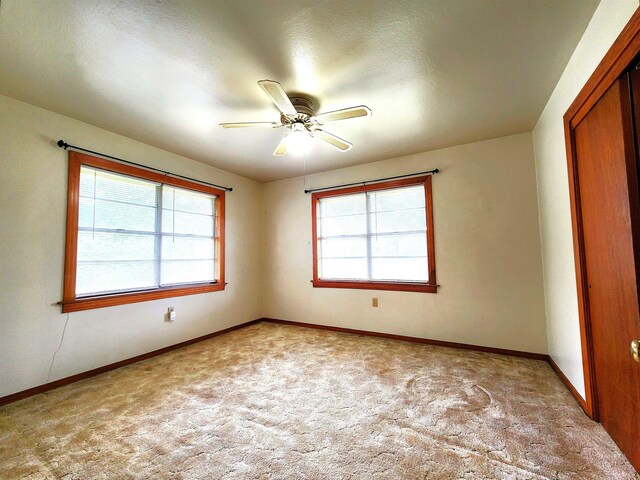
[56,139,233,192]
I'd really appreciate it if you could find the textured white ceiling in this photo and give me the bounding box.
[0,0,598,182]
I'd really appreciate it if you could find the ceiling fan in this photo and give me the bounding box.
[220,80,371,156]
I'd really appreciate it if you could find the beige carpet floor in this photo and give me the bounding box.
[0,322,637,479]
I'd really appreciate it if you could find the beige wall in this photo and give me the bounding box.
[262,133,548,354]
[1,97,548,399]
[0,95,264,397]
[532,0,638,399]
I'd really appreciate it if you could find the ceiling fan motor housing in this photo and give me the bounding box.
[289,96,316,116]
[281,96,318,133]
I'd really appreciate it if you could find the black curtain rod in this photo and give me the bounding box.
[304,169,439,194]
[57,140,233,192]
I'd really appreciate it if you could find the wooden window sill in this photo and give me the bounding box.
[61,283,225,312]
[312,280,437,293]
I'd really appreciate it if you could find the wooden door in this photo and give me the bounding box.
[574,73,640,471]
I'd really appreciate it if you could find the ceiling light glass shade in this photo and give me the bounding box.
[288,129,311,155]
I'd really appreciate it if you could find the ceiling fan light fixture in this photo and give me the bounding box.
[287,128,312,155]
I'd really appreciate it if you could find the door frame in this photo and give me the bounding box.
[564,7,640,419]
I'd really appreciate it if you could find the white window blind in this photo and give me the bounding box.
[317,184,429,282]
[76,166,216,297]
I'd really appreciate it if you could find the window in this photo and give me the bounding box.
[312,176,436,293]
[62,152,225,312]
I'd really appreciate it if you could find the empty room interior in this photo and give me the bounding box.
[2,0,640,478]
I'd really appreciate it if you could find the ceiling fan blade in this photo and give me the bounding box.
[313,129,352,152]
[273,134,290,156]
[258,80,297,116]
[219,122,278,128]
[315,105,371,124]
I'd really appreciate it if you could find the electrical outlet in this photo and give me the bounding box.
[372,298,379,307]
[167,307,176,322]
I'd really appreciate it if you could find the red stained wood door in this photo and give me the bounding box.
[574,73,640,471]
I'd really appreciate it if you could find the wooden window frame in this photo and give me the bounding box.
[311,176,437,293]
[61,151,225,313]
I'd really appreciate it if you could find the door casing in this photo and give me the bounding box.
[564,7,640,420]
